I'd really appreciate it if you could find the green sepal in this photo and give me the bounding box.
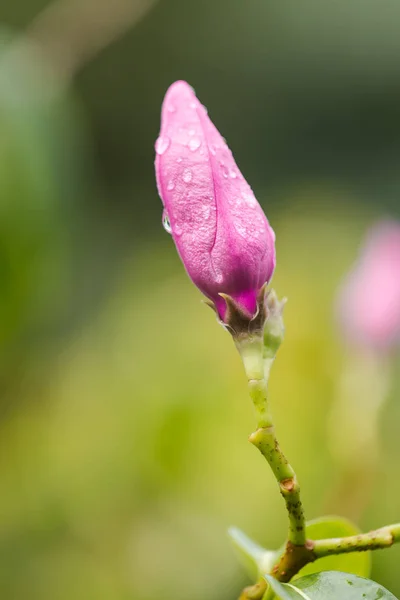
[263,290,286,359]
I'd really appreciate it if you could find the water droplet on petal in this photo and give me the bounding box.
[162,210,172,234]
[208,144,217,156]
[183,168,192,183]
[243,191,257,207]
[221,165,229,178]
[188,138,201,152]
[155,136,170,155]
[177,157,183,163]
[188,129,196,136]
[229,169,237,179]
[189,102,197,109]
[167,104,176,113]
[167,180,175,191]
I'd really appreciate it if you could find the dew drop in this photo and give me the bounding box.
[162,210,172,234]
[167,180,175,191]
[208,144,217,156]
[167,104,176,113]
[188,138,201,152]
[243,191,257,207]
[177,157,183,163]
[188,128,196,136]
[155,136,170,155]
[229,169,237,179]
[183,168,192,183]
[189,101,197,109]
[221,165,229,178]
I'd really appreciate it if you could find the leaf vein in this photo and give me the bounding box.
[286,583,312,600]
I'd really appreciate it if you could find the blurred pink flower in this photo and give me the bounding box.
[155,81,276,322]
[337,220,400,349]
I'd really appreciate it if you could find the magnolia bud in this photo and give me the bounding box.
[155,80,276,324]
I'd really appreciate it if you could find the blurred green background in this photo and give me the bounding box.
[1,0,400,598]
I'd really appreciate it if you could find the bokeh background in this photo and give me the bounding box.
[1,0,400,598]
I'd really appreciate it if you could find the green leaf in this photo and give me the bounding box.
[266,572,398,599]
[298,516,371,578]
[228,527,277,580]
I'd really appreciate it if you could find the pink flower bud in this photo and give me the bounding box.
[155,81,276,322]
[337,220,400,349]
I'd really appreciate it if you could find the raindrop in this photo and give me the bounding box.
[229,169,237,179]
[155,136,170,155]
[221,165,229,178]
[243,192,257,207]
[188,138,201,152]
[162,210,172,234]
[167,180,175,191]
[183,169,193,183]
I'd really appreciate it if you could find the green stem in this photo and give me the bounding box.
[232,309,400,599]
[313,523,400,557]
[237,335,307,547]
[249,427,306,546]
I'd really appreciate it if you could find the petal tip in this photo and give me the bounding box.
[164,80,196,101]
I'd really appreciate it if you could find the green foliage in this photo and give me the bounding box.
[229,516,371,583]
[266,572,397,599]
[0,29,81,354]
